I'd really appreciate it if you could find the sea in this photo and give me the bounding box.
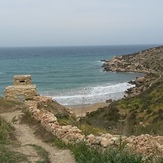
[0,44,158,106]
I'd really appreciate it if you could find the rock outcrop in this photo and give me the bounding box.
[102,46,163,73]
[5,75,37,101]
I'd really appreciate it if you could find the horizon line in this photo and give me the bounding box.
[0,43,162,48]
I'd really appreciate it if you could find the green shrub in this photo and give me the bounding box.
[28,144,50,163]
[0,145,27,163]
[70,142,144,163]
[0,117,15,144]
[0,117,27,163]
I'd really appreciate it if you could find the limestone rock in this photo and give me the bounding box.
[5,85,37,101]
[100,137,111,148]
[136,77,146,84]
[5,75,37,101]
[86,134,95,144]
[14,75,32,85]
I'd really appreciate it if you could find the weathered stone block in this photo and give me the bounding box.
[4,75,37,101]
[14,75,32,85]
[5,85,37,101]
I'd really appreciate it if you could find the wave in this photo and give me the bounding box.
[51,82,134,106]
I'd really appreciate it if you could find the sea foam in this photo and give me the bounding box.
[52,82,134,106]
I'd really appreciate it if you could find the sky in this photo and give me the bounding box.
[0,0,163,47]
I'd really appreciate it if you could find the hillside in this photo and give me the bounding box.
[102,45,163,73]
[82,45,163,136]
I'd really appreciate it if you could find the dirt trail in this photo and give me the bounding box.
[0,110,76,163]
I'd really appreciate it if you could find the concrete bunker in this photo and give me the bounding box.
[5,75,37,101]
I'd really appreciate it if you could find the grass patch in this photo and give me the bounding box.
[0,116,16,144]
[78,124,107,136]
[0,98,24,113]
[28,144,50,163]
[0,145,28,163]
[0,116,28,163]
[70,142,147,163]
[82,75,163,136]
[45,136,68,149]
[20,105,163,162]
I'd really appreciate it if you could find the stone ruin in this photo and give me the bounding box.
[5,75,37,101]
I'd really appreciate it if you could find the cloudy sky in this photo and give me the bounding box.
[0,0,163,47]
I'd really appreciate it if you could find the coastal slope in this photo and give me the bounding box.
[82,45,163,135]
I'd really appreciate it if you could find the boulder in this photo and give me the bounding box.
[100,137,111,148]
[136,77,146,83]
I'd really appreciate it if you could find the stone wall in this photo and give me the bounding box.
[25,96,163,158]
[5,75,37,101]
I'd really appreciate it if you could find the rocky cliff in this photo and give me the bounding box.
[102,45,163,74]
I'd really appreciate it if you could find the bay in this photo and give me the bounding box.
[0,44,158,105]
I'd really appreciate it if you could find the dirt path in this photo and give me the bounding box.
[0,110,76,163]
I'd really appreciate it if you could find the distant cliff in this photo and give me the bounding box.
[102,45,163,74]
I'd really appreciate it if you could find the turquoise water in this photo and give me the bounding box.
[0,45,157,105]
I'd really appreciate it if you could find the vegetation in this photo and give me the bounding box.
[81,74,163,136]
[69,142,154,163]
[0,98,24,113]
[20,102,163,163]
[0,99,50,163]
[28,144,50,163]
[0,116,28,163]
[1,95,162,162]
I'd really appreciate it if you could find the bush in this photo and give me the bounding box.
[0,117,15,144]
[0,146,27,163]
[70,142,144,163]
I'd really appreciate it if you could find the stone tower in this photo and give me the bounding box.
[5,75,37,101]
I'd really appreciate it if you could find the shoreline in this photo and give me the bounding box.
[57,46,163,118]
[101,46,163,98]
[66,102,109,117]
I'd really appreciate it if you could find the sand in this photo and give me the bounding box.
[68,102,109,117]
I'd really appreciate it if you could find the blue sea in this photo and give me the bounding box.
[0,45,158,106]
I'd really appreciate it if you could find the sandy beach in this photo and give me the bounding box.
[68,102,109,117]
